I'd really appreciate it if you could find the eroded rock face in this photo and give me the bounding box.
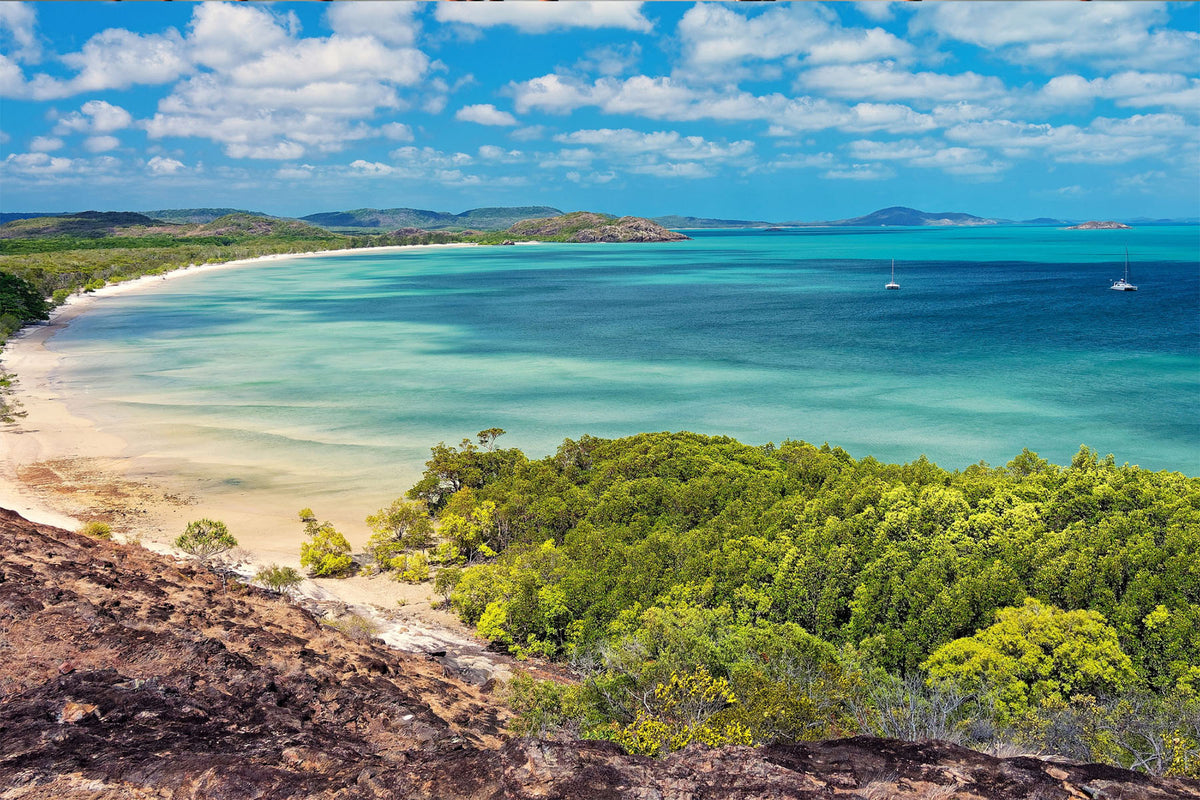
[1,507,1196,799]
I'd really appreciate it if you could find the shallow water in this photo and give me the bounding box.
[49,227,1200,516]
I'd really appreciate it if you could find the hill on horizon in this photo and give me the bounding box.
[301,206,563,231]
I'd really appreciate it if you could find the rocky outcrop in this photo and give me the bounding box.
[1,507,1195,799]
[1066,220,1133,229]
[505,211,689,243]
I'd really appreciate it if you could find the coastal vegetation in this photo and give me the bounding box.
[173,518,237,563]
[386,430,1198,774]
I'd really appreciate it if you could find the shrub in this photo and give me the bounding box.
[254,564,303,596]
[174,518,237,562]
[78,520,112,539]
[298,509,354,577]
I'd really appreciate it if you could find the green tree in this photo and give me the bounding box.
[174,519,237,562]
[254,564,303,596]
[298,509,354,577]
[364,498,433,569]
[923,598,1139,721]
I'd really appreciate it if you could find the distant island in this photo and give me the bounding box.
[1066,220,1133,230]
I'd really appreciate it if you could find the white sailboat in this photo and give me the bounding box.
[1111,247,1137,291]
[885,259,900,290]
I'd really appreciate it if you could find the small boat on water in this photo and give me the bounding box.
[885,259,900,290]
[1111,248,1137,291]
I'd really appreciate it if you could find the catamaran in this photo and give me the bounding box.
[1111,248,1137,291]
[885,259,900,290]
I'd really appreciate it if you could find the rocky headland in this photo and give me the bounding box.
[1066,220,1133,230]
[1,506,1196,799]
[505,211,690,242]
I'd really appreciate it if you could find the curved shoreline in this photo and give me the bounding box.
[0,241,491,655]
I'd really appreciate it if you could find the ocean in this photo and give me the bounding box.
[47,225,1200,512]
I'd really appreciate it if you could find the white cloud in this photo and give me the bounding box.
[477,145,523,162]
[555,128,754,162]
[912,3,1199,70]
[224,141,306,160]
[677,3,912,80]
[83,135,120,153]
[0,53,25,96]
[799,62,1007,104]
[456,104,518,126]
[188,3,294,70]
[326,2,420,46]
[510,72,940,138]
[275,164,315,180]
[349,159,394,176]
[1039,72,1200,112]
[854,2,897,23]
[577,43,642,77]
[5,151,76,175]
[57,28,189,95]
[435,2,652,34]
[147,155,185,175]
[0,3,40,62]
[227,36,426,90]
[54,100,134,134]
[945,116,1185,165]
[388,146,473,168]
[379,122,414,141]
[29,136,62,152]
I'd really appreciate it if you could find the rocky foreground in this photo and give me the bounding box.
[1,507,1196,799]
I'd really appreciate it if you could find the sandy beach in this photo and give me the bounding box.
[0,242,489,654]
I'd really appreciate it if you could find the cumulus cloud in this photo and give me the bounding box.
[477,145,523,162]
[846,138,1006,176]
[944,116,1186,165]
[555,128,754,162]
[188,3,294,70]
[677,3,912,80]
[510,72,936,137]
[456,104,518,126]
[57,28,189,95]
[0,3,41,62]
[326,2,420,46]
[435,2,652,34]
[379,122,414,141]
[1039,72,1200,112]
[83,135,120,153]
[29,136,62,152]
[147,155,185,175]
[911,3,1200,70]
[799,62,1007,104]
[54,100,134,134]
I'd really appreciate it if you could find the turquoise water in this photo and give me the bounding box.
[49,226,1200,508]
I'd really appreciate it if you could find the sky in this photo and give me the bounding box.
[1,1,1197,222]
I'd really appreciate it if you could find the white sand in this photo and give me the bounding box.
[0,242,488,650]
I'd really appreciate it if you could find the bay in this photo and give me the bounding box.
[49,226,1200,513]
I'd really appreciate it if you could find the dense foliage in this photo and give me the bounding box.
[401,431,1198,771]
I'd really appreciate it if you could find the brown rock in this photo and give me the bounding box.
[57,700,98,724]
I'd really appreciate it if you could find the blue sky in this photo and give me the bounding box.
[1,2,1197,221]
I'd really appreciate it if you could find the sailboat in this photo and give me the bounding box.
[885,259,900,290]
[1111,247,1137,291]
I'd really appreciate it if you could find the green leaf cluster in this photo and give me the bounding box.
[298,508,354,577]
[174,518,237,562]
